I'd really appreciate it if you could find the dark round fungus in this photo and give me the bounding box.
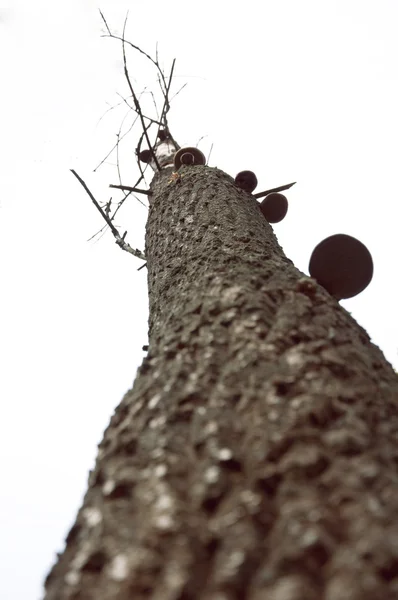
[259,193,288,223]
[180,152,195,165]
[138,149,152,163]
[309,234,373,300]
[234,170,258,193]
[174,147,206,169]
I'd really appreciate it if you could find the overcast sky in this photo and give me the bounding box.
[1,1,398,598]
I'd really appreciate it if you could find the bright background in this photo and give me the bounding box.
[1,1,397,598]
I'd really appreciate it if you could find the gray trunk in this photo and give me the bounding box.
[44,166,398,599]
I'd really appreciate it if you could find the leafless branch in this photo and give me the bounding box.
[116,92,162,125]
[99,10,168,97]
[169,83,188,103]
[207,143,214,165]
[109,184,151,196]
[121,16,160,170]
[94,111,139,172]
[254,182,297,199]
[196,135,208,147]
[99,10,111,35]
[70,169,145,260]
[150,91,160,121]
[90,13,182,252]
[87,224,107,243]
[153,59,180,152]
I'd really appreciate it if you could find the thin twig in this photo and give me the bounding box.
[196,135,208,147]
[110,172,148,220]
[150,91,160,121]
[87,223,107,243]
[157,58,175,134]
[96,98,125,125]
[99,10,111,35]
[135,127,151,180]
[94,112,139,172]
[169,83,188,102]
[70,169,145,260]
[207,143,214,165]
[116,91,162,124]
[99,10,167,96]
[121,16,160,170]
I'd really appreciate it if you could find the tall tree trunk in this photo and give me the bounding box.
[44,166,398,600]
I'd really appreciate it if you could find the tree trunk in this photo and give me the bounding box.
[44,165,398,600]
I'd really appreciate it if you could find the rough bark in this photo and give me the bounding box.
[44,166,398,600]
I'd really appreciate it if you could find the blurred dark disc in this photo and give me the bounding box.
[235,170,258,193]
[260,193,288,223]
[309,234,373,300]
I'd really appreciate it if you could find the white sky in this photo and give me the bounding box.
[1,1,397,598]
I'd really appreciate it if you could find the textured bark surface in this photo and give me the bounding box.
[44,166,398,599]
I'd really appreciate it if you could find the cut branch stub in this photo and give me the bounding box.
[309,234,373,300]
[259,192,288,223]
[174,147,206,169]
[235,170,258,193]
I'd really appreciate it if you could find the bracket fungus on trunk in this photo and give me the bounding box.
[309,234,373,300]
[234,170,258,193]
[174,147,206,170]
[259,192,288,223]
[138,149,152,163]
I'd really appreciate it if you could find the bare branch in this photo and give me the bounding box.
[207,143,214,165]
[121,16,161,170]
[169,82,188,103]
[101,31,168,97]
[158,59,175,133]
[154,59,180,151]
[99,10,111,35]
[196,135,208,147]
[96,98,125,126]
[109,184,151,196]
[87,224,107,243]
[116,91,162,125]
[110,171,148,220]
[70,169,145,260]
[150,91,160,121]
[254,182,297,199]
[94,111,139,172]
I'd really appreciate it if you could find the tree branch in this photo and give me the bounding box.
[109,184,151,196]
[70,169,146,260]
[254,182,296,199]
